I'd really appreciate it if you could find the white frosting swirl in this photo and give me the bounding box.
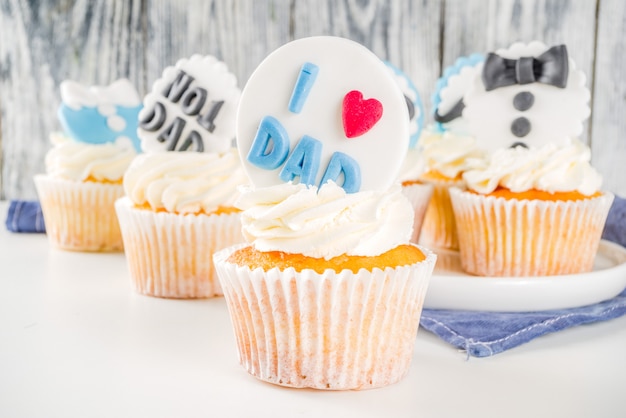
[237,181,414,259]
[462,139,602,195]
[417,128,486,179]
[123,148,248,213]
[397,147,426,182]
[45,133,137,182]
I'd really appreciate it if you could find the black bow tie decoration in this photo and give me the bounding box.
[482,44,569,91]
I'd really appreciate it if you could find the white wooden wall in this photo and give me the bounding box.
[1,0,625,199]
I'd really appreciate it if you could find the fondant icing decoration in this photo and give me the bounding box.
[138,55,241,153]
[384,61,424,148]
[342,90,383,138]
[288,62,319,114]
[58,79,143,152]
[237,36,409,192]
[463,42,590,153]
[431,53,484,134]
[481,45,568,91]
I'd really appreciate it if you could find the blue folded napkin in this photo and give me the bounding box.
[419,194,626,357]
[5,200,46,233]
[420,288,626,357]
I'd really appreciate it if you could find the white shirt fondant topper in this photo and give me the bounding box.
[463,41,590,153]
[236,36,409,193]
[138,55,241,154]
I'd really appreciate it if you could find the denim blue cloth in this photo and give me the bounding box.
[420,288,626,357]
[420,194,626,357]
[5,200,46,233]
[602,195,626,247]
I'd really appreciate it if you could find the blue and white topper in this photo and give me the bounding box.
[384,62,424,148]
[431,53,484,134]
[58,79,143,152]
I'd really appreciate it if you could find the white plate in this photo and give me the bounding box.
[423,240,626,312]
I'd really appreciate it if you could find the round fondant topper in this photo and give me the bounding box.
[138,55,241,154]
[58,79,143,151]
[236,36,409,193]
[463,42,590,153]
[431,53,484,134]
[384,61,424,148]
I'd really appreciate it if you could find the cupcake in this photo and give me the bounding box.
[34,79,142,251]
[115,54,247,299]
[385,62,435,244]
[402,54,486,250]
[451,141,613,277]
[214,36,436,390]
[215,182,435,390]
[451,42,613,277]
[404,129,485,250]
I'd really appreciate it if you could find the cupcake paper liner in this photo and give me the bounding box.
[450,188,614,277]
[402,183,434,245]
[214,244,436,390]
[115,197,243,298]
[34,175,124,252]
[418,177,465,250]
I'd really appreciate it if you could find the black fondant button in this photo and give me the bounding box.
[510,141,529,149]
[511,117,531,137]
[513,91,534,111]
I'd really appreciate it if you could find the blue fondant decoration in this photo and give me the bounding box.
[319,152,361,193]
[384,61,424,148]
[58,104,143,152]
[247,116,291,170]
[279,135,322,185]
[431,53,484,132]
[288,62,319,114]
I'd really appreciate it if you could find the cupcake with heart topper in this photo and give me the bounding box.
[115,55,248,298]
[401,54,487,251]
[449,41,613,276]
[34,78,142,251]
[213,36,436,390]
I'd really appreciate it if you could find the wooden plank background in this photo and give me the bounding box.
[1,0,624,200]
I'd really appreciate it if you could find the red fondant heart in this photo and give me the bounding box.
[342,90,383,138]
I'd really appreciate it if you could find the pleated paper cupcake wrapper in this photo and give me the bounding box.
[418,177,465,251]
[450,188,615,277]
[34,174,124,252]
[115,197,244,299]
[214,244,436,390]
[402,183,434,245]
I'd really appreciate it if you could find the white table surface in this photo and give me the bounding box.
[1,201,625,418]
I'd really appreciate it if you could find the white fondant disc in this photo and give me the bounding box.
[463,42,590,153]
[139,55,241,153]
[236,36,409,191]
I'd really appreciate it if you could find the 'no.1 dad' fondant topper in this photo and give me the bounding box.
[138,55,241,154]
[236,36,410,193]
[58,79,143,151]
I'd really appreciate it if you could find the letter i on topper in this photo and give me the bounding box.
[138,55,241,154]
[236,36,410,193]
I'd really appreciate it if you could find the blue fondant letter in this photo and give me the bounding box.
[288,62,319,114]
[247,116,290,170]
[279,135,322,185]
[319,152,361,193]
